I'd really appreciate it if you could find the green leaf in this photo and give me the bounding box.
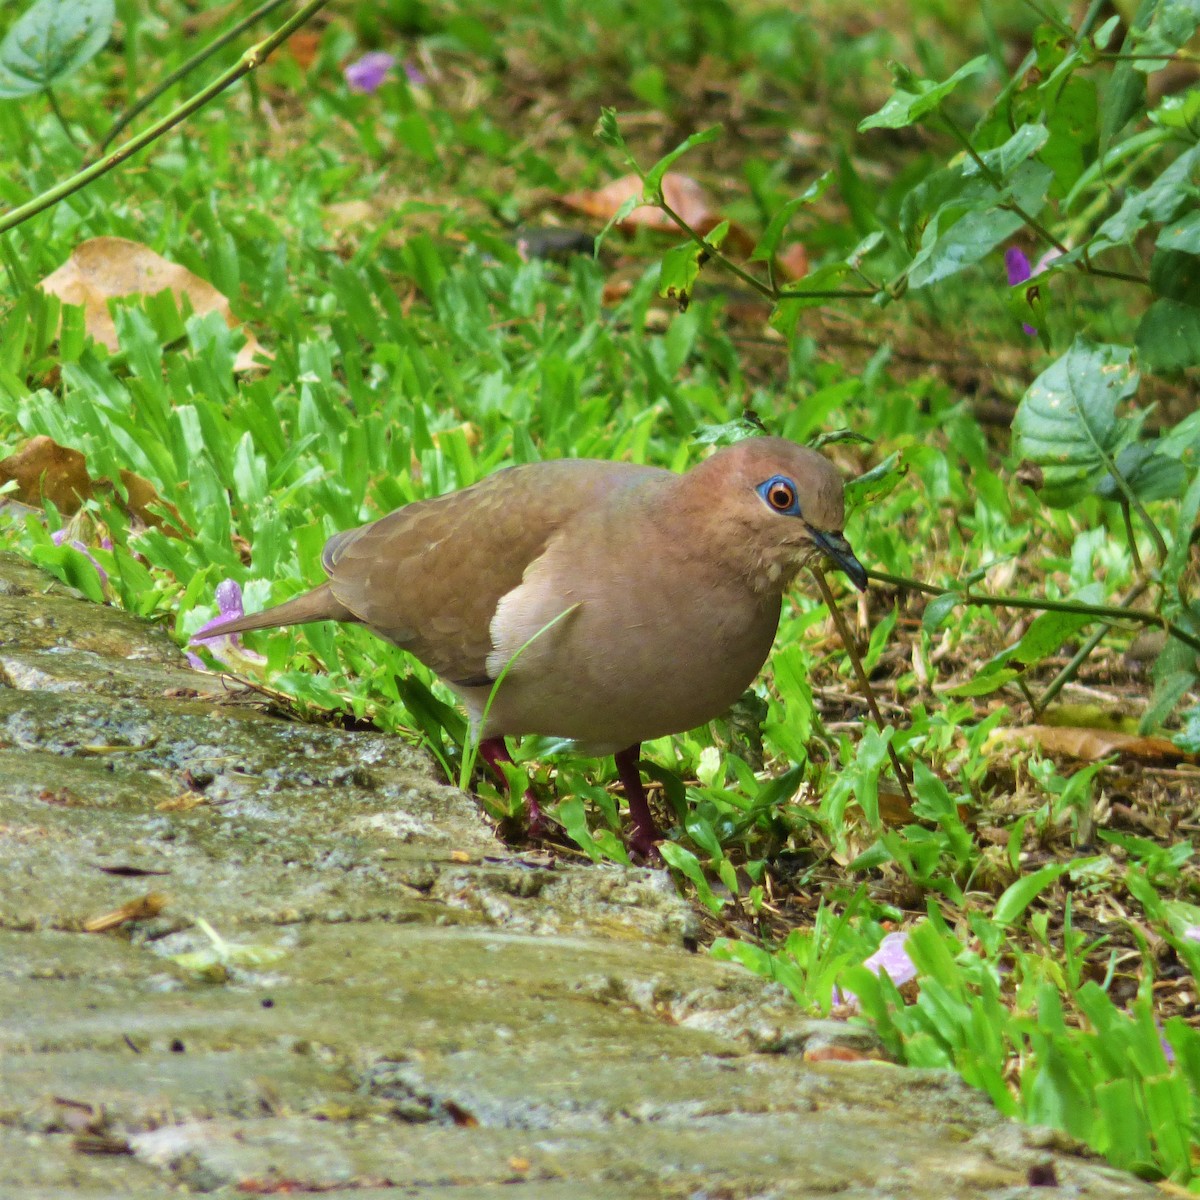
[1156,211,1200,255]
[659,842,724,913]
[659,239,705,305]
[1100,0,1154,147]
[592,193,640,258]
[923,592,960,634]
[1130,0,1200,68]
[643,124,723,197]
[1093,143,1200,249]
[1011,338,1141,506]
[858,56,989,131]
[943,666,1022,697]
[907,162,1052,290]
[594,106,627,152]
[0,0,114,97]
[1176,705,1200,754]
[752,172,834,262]
[1150,247,1200,304]
[993,861,1073,925]
[1150,87,1200,132]
[1164,467,1200,589]
[1096,443,1189,501]
[1006,598,1100,666]
[1039,76,1098,197]
[963,122,1049,179]
[1137,299,1200,371]
[844,451,907,507]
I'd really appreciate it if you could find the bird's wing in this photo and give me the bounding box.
[322,459,664,686]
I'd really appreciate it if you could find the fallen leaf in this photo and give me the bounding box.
[776,241,809,281]
[0,435,188,534]
[803,1043,881,1063]
[561,172,756,257]
[83,891,168,933]
[38,236,268,373]
[287,30,320,70]
[992,725,1195,765]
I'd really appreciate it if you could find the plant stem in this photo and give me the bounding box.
[0,0,331,237]
[811,563,915,806]
[655,198,776,298]
[1034,581,1151,714]
[868,568,1200,656]
[44,87,80,148]
[96,0,295,155]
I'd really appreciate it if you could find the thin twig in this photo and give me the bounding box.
[0,0,331,236]
[810,563,915,806]
[1034,580,1151,714]
[96,0,295,155]
[868,567,1200,656]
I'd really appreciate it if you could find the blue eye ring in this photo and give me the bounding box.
[757,475,802,516]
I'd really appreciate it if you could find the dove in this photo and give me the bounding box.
[195,437,866,857]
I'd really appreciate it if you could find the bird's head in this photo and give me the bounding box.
[690,437,868,593]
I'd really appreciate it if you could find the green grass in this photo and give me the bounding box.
[2,0,1200,1184]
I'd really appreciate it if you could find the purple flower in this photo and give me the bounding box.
[1004,246,1032,285]
[52,528,108,586]
[344,51,397,93]
[835,931,916,1009]
[1005,247,1038,336]
[188,579,266,671]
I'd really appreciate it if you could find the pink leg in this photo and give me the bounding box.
[477,737,548,838]
[614,744,661,860]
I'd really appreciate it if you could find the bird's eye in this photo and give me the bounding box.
[766,479,796,512]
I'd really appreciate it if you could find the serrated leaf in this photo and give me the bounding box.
[0,0,114,97]
[859,55,989,131]
[1011,338,1141,506]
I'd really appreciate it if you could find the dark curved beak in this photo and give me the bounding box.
[808,529,868,592]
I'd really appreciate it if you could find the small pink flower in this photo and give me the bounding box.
[188,579,266,671]
[835,931,916,1009]
[345,51,397,93]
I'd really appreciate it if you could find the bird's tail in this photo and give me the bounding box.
[192,582,353,640]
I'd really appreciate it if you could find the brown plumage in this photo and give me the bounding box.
[198,437,866,856]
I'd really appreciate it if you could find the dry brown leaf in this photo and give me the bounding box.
[776,241,809,281]
[83,891,168,933]
[560,172,756,257]
[0,435,188,534]
[38,236,268,373]
[287,30,320,70]
[993,725,1194,765]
